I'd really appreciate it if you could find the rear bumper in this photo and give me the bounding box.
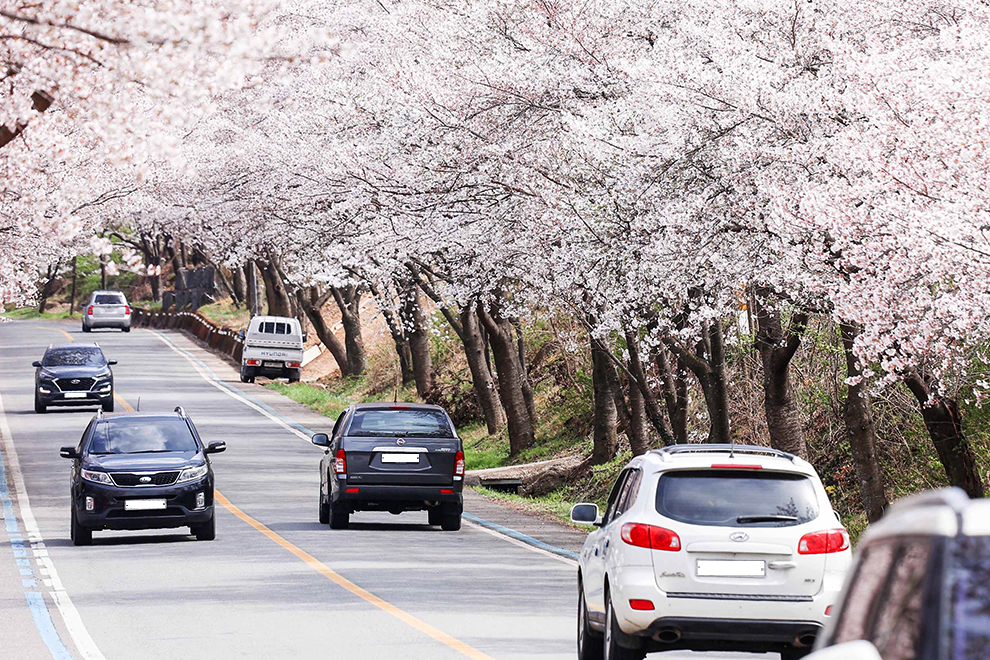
[334,483,463,511]
[640,617,822,653]
[84,317,131,328]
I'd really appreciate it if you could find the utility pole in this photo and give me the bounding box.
[70,256,78,315]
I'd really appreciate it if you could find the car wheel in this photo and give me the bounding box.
[318,490,330,525]
[780,648,812,660]
[577,578,603,660]
[122,327,131,333]
[427,507,442,526]
[34,394,46,414]
[604,591,645,660]
[440,503,461,531]
[70,508,92,546]
[102,397,114,413]
[329,500,349,529]
[193,512,216,541]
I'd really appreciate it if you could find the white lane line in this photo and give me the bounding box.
[0,389,106,660]
[150,328,580,567]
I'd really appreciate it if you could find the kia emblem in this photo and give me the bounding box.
[139,476,152,484]
[396,438,406,446]
[730,532,750,542]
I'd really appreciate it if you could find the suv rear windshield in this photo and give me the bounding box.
[43,347,106,367]
[88,418,199,454]
[347,409,453,438]
[94,294,125,304]
[655,470,819,527]
[949,535,990,658]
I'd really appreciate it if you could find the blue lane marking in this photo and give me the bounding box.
[24,592,73,660]
[462,512,579,561]
[156,329,580,564]
[1,432,75,659]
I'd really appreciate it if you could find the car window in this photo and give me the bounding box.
[88,418,199,454]
[94,294,125,304]
[949,535,990,660]
[832,541,898,644]
[43,347,107,367]
[614,469,642,518]
[330,411,346,440]
[346,408,452,438]
[654,470,819,527]
[869,539,935,660]
[259,321,290,335]
[603,470,630,525]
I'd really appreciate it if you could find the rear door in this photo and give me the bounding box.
[342,407,459,486]
[650,469,829,598]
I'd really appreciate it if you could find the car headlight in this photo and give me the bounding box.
[81,469,114,486]
[94,371,111,380]
[177,464,208,483]
[39,370,56,381]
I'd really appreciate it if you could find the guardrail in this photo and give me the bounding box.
[131,308,243,363]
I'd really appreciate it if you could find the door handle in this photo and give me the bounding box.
[604,539,610,549]
[768,561,797,570]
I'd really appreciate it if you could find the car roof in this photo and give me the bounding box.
[250,315,299,323]
[92,290,125,295]
[350,402,446,412]
[859,488,990,543]
[97,413,187,423]
[46,343,101,351]
[637,444,816,476]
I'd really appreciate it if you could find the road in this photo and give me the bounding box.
[0,319,756,660]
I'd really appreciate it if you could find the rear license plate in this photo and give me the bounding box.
[124,499,167,511]
[697,560,766,578]
[381,453,420,464]
[263,361,282,367]
[63,391,88,399]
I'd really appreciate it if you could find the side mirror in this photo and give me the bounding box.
[312,433,330,447]
[803,641,882,660]
[107,359,118,366]
[32,361,42,368]
[60,446,80,460]
[205,441,227,454]
[302,333,308,343]
[238,330,246,339]
[570,503,601,526]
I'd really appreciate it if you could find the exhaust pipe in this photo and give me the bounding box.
[796,633,818,648]
[654,628,681,644]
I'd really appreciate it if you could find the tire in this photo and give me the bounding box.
[34,394,46,414]
[577,578,603,660]
[239,366,255,384]
[288,369,301,384]
[193,512,216,541]
[318,490,330,525]
[81,324,90,333]
[102,397,114,413]
[604,591,645,660]
[329,500,349,529]
[780,648,812,660]
[440,503,461,531]
[122,327,131,333]
[70,508,92,546]
[428,507,442,526]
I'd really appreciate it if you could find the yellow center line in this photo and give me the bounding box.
[34,326,73,342]
[112,392,494,660]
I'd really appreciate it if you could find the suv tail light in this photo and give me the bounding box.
[454,450,465,478]
[124,306,131,316]
[798,529,850,554]
[333,449,346,475]
[87,305,93,315]
[620,523,681,552]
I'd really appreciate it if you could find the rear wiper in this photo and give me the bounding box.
[736,514,799,524]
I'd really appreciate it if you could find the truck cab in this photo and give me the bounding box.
[239,316,305,383]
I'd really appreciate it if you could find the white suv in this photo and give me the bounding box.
[571,445,852,660]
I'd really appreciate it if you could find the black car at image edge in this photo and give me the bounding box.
[313,403,464,530]
[60,407,226,545]
[34,344,116,413]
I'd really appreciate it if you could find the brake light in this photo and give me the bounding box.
[245,359,260,366]
[440,489,453,494]
[628,599,654,611]
[286,361,301,368]
[710,464,762,469]
[390,406,410,410]
[345,488,359,493]
[825,605,833,616]
[333,449,346,475]
[620,523,681,551]
[798,529,850,555]
[87,305,93,315]
[454,450,465,478]
[124,306,131,315]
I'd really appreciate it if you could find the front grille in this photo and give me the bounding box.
[55,377,96,391]
[108,507,185,519]
[110,472,180,487]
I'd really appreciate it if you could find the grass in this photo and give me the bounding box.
[199,299,252,330]
[471,485,583,527]
[1,308,81,320]
[264,377,421,422]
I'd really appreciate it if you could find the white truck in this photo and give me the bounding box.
[239,316,306,384]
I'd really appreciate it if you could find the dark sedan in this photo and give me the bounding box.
[34,344,116,413]
[60,407,226,545]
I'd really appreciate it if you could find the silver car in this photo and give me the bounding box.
[82,290,132,332]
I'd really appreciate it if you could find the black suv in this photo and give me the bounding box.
[34,344,116,413]
[60,407,226,545]
[313,403,464,530]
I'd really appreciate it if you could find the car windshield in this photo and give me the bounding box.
[43,347,106,367]
[655,470,819,527]
[94,294,125,304]
[88,418,199,454]
[949,535,990,658]
[346,409,453,438]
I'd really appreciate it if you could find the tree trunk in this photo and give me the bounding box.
[297,287,349,376]
[69,257,78,315]
[904,369,985,498]
[331,286,368,377]
[232,265,247,306]
[624,329,675,445]
[840,322,888,522]
[100,259,107,289]
[626,373,651,456]
[368,281,414,386]
[590,335,619,464]
[246,261,260,316]
[258,260,291,317]
[400,286,434,397]
[656,346,689,443]
[37,262,60,314]
[511,319,538,428]
[664,318,731,444]
[462,305,506,434]
[478,304,535,456]
[754,295,808,458]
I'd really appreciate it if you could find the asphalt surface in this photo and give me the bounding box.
[0,319,758,660]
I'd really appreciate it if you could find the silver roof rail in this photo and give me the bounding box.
[651,444,798,463]
[174,406,186,417]
[95,408,104,420]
